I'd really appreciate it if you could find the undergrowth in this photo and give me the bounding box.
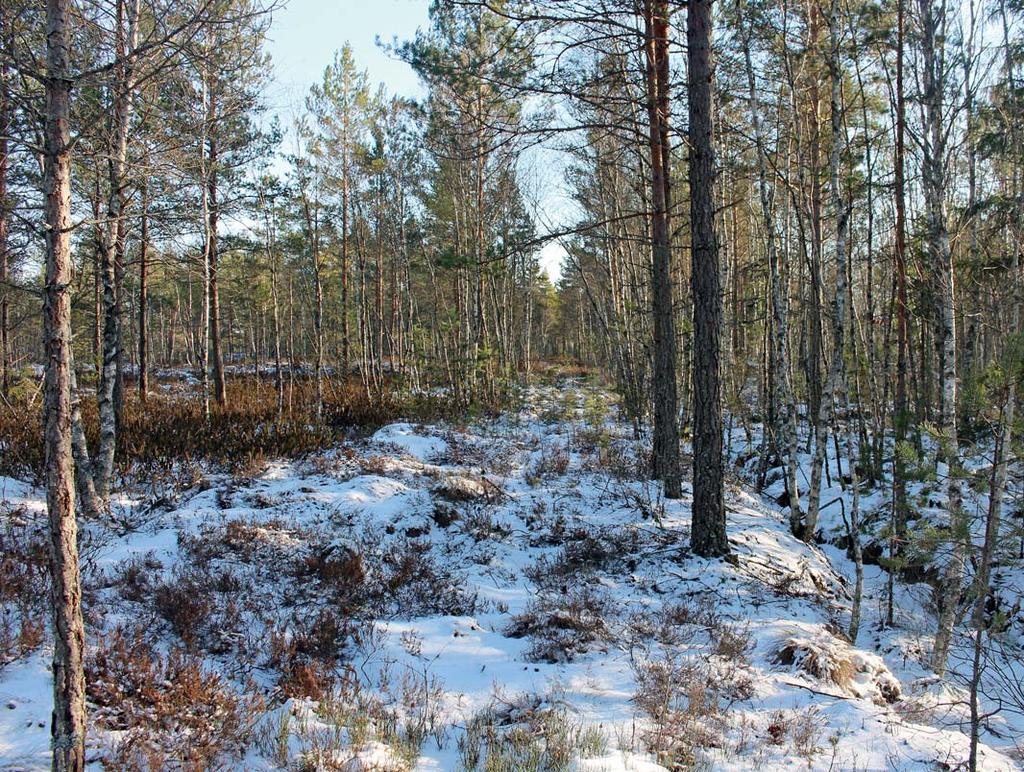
[0,374,479,484]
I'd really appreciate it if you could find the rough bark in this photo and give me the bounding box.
[688,0,728,556]
[43,0,88,765]
[643,0,683,500]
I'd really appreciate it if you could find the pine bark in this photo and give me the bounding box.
[43,0,88,764]
[643,0,683,499]
[688,0,728,555]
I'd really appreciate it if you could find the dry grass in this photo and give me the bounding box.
[771,631,902,704]
[0,374,474,485]
[457,691,607,772]
[773,637,857,690]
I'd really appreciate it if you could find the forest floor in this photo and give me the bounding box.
[1,380,1022,770]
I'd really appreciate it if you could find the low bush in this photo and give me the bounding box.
[88,627,264,769]
[506,585,613,663]
[0,374,471,485]
[0,509,48,667]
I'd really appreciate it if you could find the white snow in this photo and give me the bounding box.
[1,381,1021,770]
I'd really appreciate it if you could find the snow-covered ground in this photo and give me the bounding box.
[1,381,1021,770]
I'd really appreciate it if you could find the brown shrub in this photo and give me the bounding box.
[88,627,264,769]
[0,510,49,667]
[299,544,366,608]
[152,570,215,647]
[372,538,484,617]
[277,657,337,702]
[506,586,613,663]
[0,374,471,484]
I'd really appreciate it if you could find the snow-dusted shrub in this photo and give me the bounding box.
[524,524,641,585]
[152,566,216,648]
[0,508,47,667]
[764,706,825,761]
[369,536,485,617]
[771,630,902,704]
[525,442,570,484]
[458,506,514,542]
[88,627,264,769]
[506,585,614,663]
[631,652,729,768]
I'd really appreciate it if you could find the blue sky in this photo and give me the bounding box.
[265,0,429,114]
[264,0,567,279]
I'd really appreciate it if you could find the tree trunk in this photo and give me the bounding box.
[920,0,962,677]
[0,10,9,398]
[688,0,728,555]
[740,0,802,535]
[94,0,140,503]
[643,0,683,500]
[889,0,911,626]
[138,183,149,401]
[342,123,351,374]
[804,0,850,543]
[43,0,88,764]
[207,131,226,407]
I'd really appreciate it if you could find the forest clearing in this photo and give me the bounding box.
[1,0,1023,768]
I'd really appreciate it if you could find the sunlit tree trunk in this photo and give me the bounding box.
[43,0,87,765]
[94,0,140,503]
[921,0,962,677]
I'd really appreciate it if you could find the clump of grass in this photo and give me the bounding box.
[771,631,901,704]
[253,664,447,770]
[457,692,608,772]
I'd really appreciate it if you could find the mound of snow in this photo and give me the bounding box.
[432,473,501,502]
[371,422,448,462]
[771,628,902,704]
